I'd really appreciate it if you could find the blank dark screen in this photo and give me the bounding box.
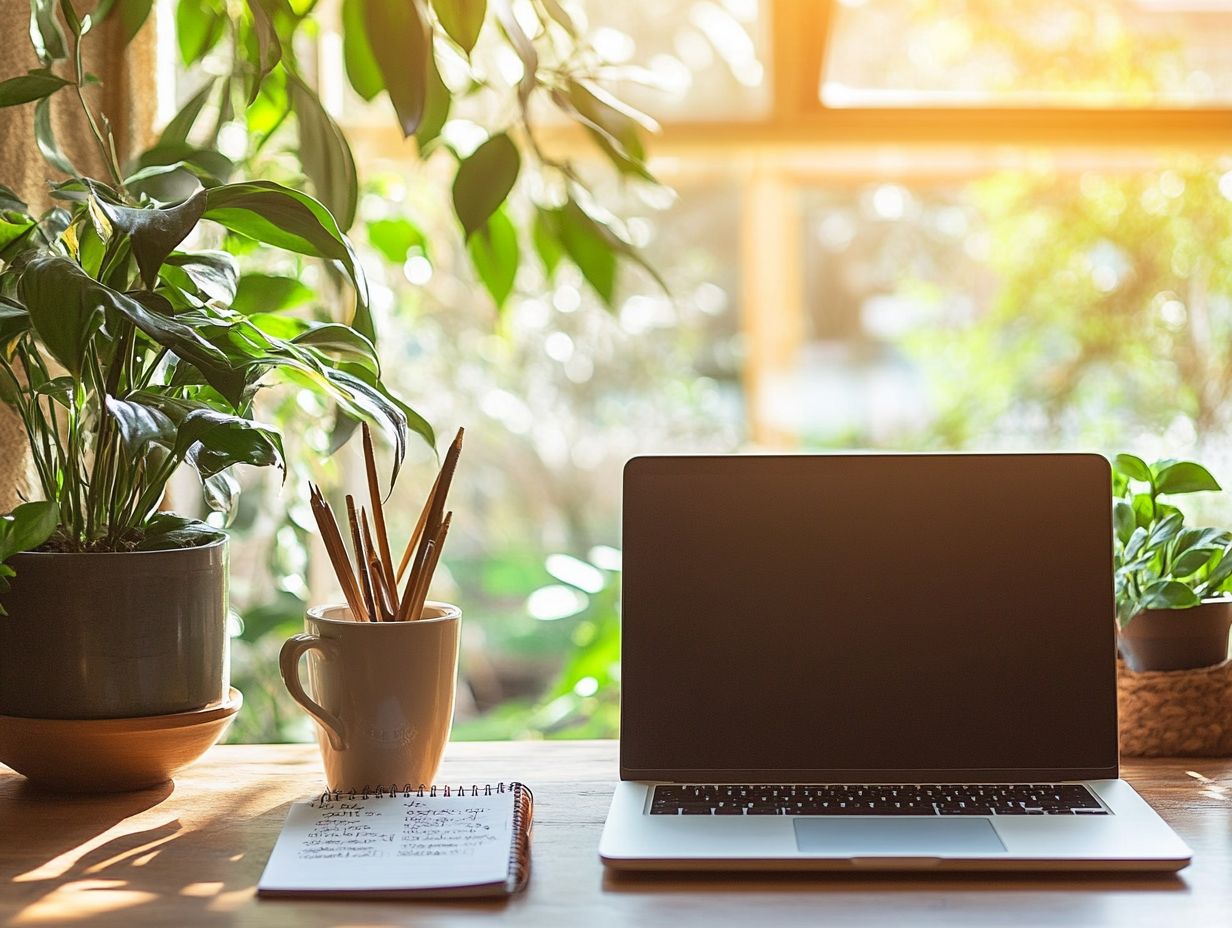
[620,454,1119,779]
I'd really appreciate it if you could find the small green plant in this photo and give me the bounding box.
[1112,453,1232,628]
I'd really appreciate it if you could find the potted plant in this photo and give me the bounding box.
[1112,453,1232,673]
[0,9,414,733]
[1,0,657,762]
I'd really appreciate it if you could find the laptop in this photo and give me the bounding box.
[599,453,1192,872]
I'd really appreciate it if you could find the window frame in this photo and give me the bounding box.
[342,0,1232,447]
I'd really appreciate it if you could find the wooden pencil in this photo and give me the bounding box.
[404,428,463,608]
[361,509,394,621]
[404,511,452,622]
[395,540,433,622]
[396,467,441,585]
[308,484,366,622]
[361,424,399,602]
[346,495,377,623]
[367,545,394,621]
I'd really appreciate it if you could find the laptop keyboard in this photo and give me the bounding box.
[650,784,1107,816]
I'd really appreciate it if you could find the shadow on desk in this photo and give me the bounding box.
[0,778,174,883]
[0,774,283,927]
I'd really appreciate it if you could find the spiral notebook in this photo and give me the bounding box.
[258,782,533,899]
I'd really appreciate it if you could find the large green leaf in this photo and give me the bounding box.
[104,395,177,453]
[288,75,358,232]
[367,218,425,265]
[1155,461,1221,496]
[416,50,451,152]
[1146,511,1185,550]
[552,201,617,306]
[203,181,348,260]
[0,501,58,561]
[244,0,283,104]
[245,65,288,152]
[231,272,313,314]
[163,251,238,304]
[330,361,430,469]
[1171,546,1219,579]
[1131,491,1155,528]
[1139,579,1200,610]
[175,408,285,478]
[265,354,409,477]
[0,212,37,254]
[29,0,67,64]
[563,79,654,180]
[532,207,564,279]
[136,143,235,185]
[203,181,370,336]
[93,187,208,290]
[0,298,30,344]
[1114,453,1152,483]
[176,2,225,65]
[19,254,103,376]
[1112,498,1135,547]
[1122,526,1148,564]
[202,471,240,522]
[452,132,520,239]
[0,185,26,213]
[341,0,383,101]
[135,512,226,550]
[127,166,206,208]
[362,0,431,136]
[58,0,84,36]
[0,69,72,108]
[432,0,485,53]
[1200,550,1232,594]
[467,208,518,308]
[117,0,155,42]
[291,323,380,375]
[246,314,380,375]
[158,79,217,146]
[35,95,75,175]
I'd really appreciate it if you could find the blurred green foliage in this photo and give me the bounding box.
[907,162,1232,456]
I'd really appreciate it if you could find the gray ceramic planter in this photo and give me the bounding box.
[0,539,228,719]
[1118,598,1232,673]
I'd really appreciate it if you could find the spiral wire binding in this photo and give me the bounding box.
[318,781,526,802]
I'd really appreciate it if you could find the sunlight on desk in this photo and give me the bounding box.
[1,742,1230,928]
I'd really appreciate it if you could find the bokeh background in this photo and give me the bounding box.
[143,0,1232,742]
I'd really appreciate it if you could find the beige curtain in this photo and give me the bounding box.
[0,0,156,512]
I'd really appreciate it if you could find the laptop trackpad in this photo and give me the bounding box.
[794,819,1006,855]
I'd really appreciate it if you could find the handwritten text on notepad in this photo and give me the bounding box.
[298,796,506,862]
[257,788,517,894]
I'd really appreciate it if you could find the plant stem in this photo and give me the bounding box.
[68,19,125,190]
[126,454,181,530]
[0,357,56,499]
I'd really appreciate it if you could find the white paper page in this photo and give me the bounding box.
[259,790,514,893]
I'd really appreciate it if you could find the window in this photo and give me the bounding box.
[177,0,1232,740]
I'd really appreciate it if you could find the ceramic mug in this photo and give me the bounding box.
[279,602,461,791]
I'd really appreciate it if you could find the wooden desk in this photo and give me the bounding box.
[1,742,1229,927]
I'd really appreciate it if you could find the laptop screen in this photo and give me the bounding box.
[620,453,1119,781]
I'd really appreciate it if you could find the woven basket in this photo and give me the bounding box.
[1117,659,1232,757]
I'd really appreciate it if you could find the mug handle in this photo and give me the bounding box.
[279,634,346,751]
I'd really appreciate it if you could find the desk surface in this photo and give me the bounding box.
[1,742,1230,927]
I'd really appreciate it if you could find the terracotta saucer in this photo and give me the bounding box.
[0,687,243,793]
